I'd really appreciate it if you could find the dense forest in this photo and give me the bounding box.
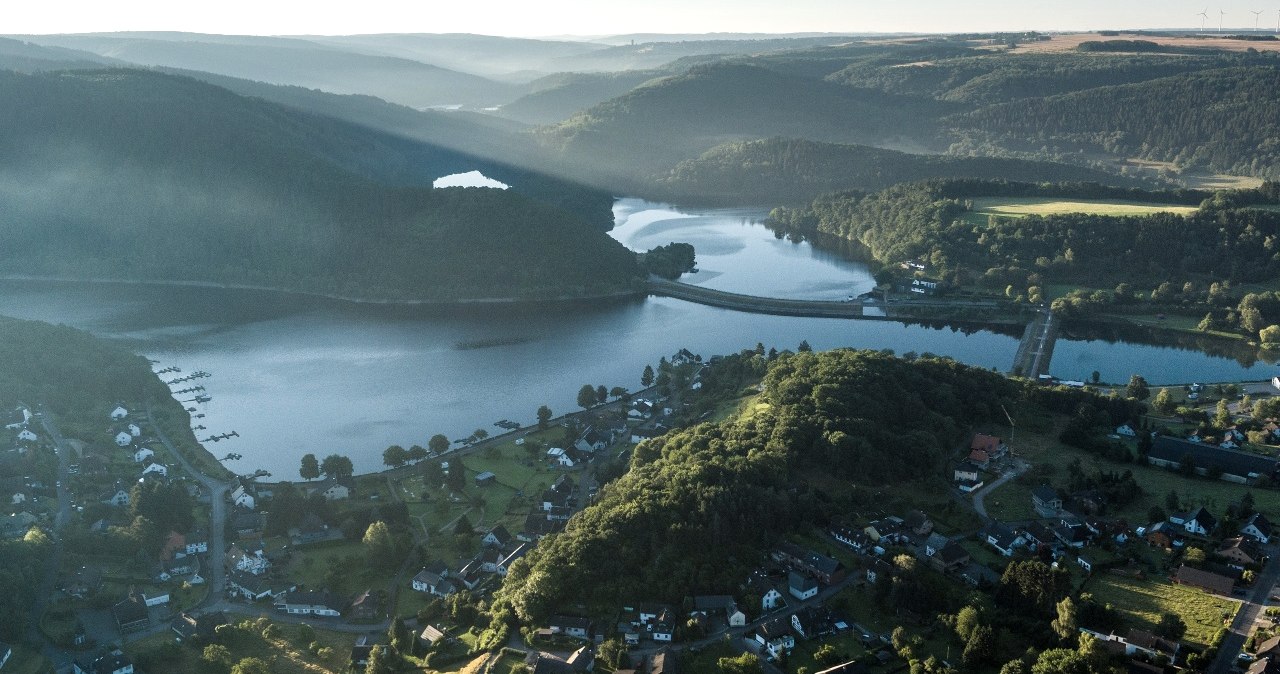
[771,180,1280,334]
[955,66,1280,178]
[0,69,639,300]
[655,137,1141,206]
[497,350,1028,622]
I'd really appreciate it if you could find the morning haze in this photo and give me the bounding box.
[3,3,1280,674]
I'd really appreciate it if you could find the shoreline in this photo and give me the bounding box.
[0,274,644,308]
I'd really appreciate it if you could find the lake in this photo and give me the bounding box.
[0,199,1274,476]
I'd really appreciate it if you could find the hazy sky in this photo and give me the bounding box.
[9,1,1280,37]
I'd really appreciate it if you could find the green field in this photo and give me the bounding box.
[969,197,1199,220]
[126,618,359,674]
[982,419,1280,525]
[1083,574,1238,648]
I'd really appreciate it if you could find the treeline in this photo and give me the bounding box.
[956,66,1280,178]
[497,350,1028,622]
[653,138,1138,206]
[0,315,171,438]
[769,180,1280,301]
[0,69,639,301]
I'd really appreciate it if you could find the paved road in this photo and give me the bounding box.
[148,404,232,606]
[971,458,1029,521]
[29,406,75,673]
[1209,543,1280,674]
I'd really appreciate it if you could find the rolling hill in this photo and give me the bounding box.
[13,33,520,109]
[655,137,1140,205]
[495,70,662,124]
[0,69,638,300]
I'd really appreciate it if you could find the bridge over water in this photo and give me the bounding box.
[647,277,1059,377]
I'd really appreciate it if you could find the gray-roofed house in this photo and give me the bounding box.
[1147,436,1280,483]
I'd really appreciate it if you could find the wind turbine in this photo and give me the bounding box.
[1198,8,1210,30]
[1220,8,1227,32]
[1253,9,1264,31]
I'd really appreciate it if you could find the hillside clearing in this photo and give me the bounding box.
[971,197,1200,218]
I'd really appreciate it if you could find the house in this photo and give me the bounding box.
[566,645,595,672]
[140,463,168,478]
[484,525,513,548]
[312,476,353,501]
[111,405,129,420]
[547,447,575,468]
[972,433,1004,458]
[100,483,131,507]
[1183,507,1218,537]
[497,544,529,576]
[230,508,264,538]
[475,471,497,487]
[532,654,575,674]
[73,649,134,674]
[412,561,455,596]
[1032,485,1062,518]
[0,642,9,670]
[183,530,208,555]
[788,571,818,601]
[910,278,941,295]
[904,510,934,536]
[954,462,983,491]
[549,615,591,639]
[1217,537,1264,568]
[225,544,271,576]
[791,607,830,639]
[127,423,141,437]
[1125,629,1181,660]
[112,592,150,632]
[541,476,575,510]
[520,513,565,541]
[1147,436,1280,483]
[349,637,387,671]
[748,572,785,612]
[631,427,662,444]
[0,511,38,539]
[4,406,30,430]
[132,448,154,463]
[347,589,380,621]
[931,542,972,572]
[1116,424,1137,437]
[651,648,678,674]
[1172,564,1235,595]
[419,624,448,648]
[65,566,104,599]
[774,542,846,584]
[291,513,331,545]
[1052,519,1091,549]
[1242,512,1274,544]
[1256,634,1280,658]
[231,483,256,510]
[985,524,1025,557]
[1144,521,1176,548]
[1076,555,1095,573]
[277,590,343,617]
[171,611,228,643]
[16,429,37,442]
[967,449,991,468]
[754,618,795,659]
[227,571,278,601]
[114,431,132,447]
[158,556,196,582]
[829,523,870,551]
[1248,659,1280,674]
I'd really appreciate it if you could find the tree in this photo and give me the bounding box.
[299,453,320,481]
[1215,399,1232,429]
[1030,649,1090,674]
[963,625,996,667]
[407,445,428,462]
[798,340,812,352]
[536,405,553,429]
[1183,547,1206,567]
[423,460,444,487]
[814,644,841,666]
[472,428,488,443]
[1152,388,1175,415]
[577,384,598,410]
[641,365,655,388]
[1165,490,1180,513]
[389,615,412,654]
[1155,612,1186,641]
[596,385,609,404]
[383,445,408,468]
[598,639,629,670]
[1051,597,1078,643]
[445,462,466,493]
[320,454,353,479]
[1147,506,1166,523]
[363,520,396,569]
[955,605,981,642]
[1126,374,1150,401]
[429,434,450,456]
[609,386,628,401]
[1242,491,1257,517]
[718,653,764,674]
[202,644,233,673]
[231,658,271,674]
[1262,325,1280,345]
[366,645,393,674]
[1090,371,1100,384]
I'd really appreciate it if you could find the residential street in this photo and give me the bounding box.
[971,457,1028,521]
[1208,542,1280,674]
[29,405,75,673]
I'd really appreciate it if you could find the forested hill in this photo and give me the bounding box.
[954,66,1280,178]
[496,350,1029,621]
[654,137,1142,206]
[538,62,958,188]
[0,69,638,300]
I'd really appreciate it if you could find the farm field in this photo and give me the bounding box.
[970,197,1200,218]
[1083,574,1238,648]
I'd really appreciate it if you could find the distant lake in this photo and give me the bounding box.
[0,199,1274,476]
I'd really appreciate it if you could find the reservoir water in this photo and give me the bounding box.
[0,199,1274,476]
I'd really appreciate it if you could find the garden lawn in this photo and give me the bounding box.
[1083,574,1238,648]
